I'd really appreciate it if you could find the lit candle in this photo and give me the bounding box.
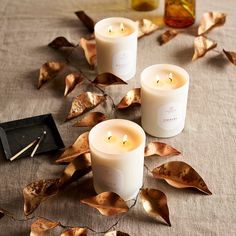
[141,64,189,138]
[94,17,138,81]
[89,119,146,200]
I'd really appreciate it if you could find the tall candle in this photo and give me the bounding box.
[89,119,146,200]
[141,64,189,138]
[95,17,138,81]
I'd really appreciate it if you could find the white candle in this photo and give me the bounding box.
[95,17,138,81]
[141,64,189,138]
[89,119,146,200]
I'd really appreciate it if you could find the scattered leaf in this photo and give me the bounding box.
[192,36,217,61]
[198,12,226,36]
[80,192,129,216]
[92,73,127,86]
[48,36,75,49]
[73,112,107,127]
[60,153,92,186]
[66,92,106,121]
[56,132,90,163]
[136,19,159,39]
[64,72,85,96]
[38,61,65,89]
[152,161,212,195]
[104,231,130,236]
[140,188,171,226]
[223,49,236,65]
[23,179,60,216]
[0,210,4,220]
[61,227,87,236]
[79,38,96,67]
[145,141,181,157]
[30,218,60,236]
[158,29,178,45]
[75,11,95,33]
[116,88,141,109]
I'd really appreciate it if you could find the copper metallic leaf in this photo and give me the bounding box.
[145,141,181,157]
[198,12,226,36]
[48,36,75,49]
[158,29,178,45]
[136,19,159,39]
[116,88,141,109]
[66,92,106,120]
[75,11,95,33]
[79,38,96,66]
[152,161,212,195]
[104,231,130,236]
[92,73,127,86]
[23,179,60,216]
[61,227,87,236]
[192,36,217,61]
[80,192,129,216]
[140,188,171,226]
[56,132,90,163]
[59,153,92,186]
[30,218,60,236]
[64,72,85,96]
[38,61,65,89]
[73,112,107,127]
[223,49,236,65]
[0,210,4,220]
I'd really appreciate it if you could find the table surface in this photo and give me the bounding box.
[0,0,236,235]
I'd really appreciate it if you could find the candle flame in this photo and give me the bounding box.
[108,25,112,33]
[122,134,128,145]
[107,131,112,141]
[156,75,160,84]
[169,73,173,82]
[120,23,125,32]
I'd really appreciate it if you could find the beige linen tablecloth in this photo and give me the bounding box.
[0,0,236,235]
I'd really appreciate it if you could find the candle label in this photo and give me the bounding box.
[112,50,133,76]
[158,102,183,130]
[94,165,124,192]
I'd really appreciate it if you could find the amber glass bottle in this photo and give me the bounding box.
[131,0,159,11]
[164,0,195,28]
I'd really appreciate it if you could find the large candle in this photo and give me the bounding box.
[141,64,189,138]
[95,17,138,81]
[89,119,146,200]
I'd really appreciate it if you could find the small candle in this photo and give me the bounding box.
[95,17,138,81]
[141,64,189,138]
[89,119,146,200]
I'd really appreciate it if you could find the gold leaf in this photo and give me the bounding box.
[23,179,60,216]
[152,161,212,195]
[56,132,90,163]
[38,61,64,89]
[104,231,130,236]
[61,227,87,236]
[140,188,171,226]
[48,36,75,49]
[117,88,141,109]
[30,218,60,236]
[92,73,127,86]
[64,72,85,96]
[0,210,4,219]
[136,19,159,39]
[80,192,129,216]
[60,153,92,186]
[79,38,96,67]
[75,11,95,33]
[223,49,236,65]
[192,36,217,61]
[158,29,178,45]
[198,12,226,36]
[145,141,181,157]
[73,112,107,127]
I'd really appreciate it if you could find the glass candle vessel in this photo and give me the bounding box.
[164,0,195,28]
[131,0,159,11]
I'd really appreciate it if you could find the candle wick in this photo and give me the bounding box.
[107,131,112,141]
[169,73,173,82]
[156,80,159,84]
[122,134,128,145]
